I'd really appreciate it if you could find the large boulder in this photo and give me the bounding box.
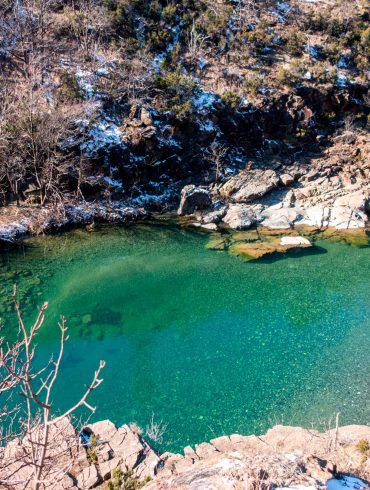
[177,185,212,215]
[222,205,260,230]
[261,207,301,229]
[220,169,279,203]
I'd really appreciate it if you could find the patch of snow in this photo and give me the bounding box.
[103,177,123,188]
[269,9,286,23]
[81,121,124,156]
[131,190,172,207]
[151,20,182,72]
[0,221,29,241]
[307,45,319,59]
[336,72,348,87]
[198,58,208,70]
[225,167,237,176]
[327,476,369,490]
[75,69,94,99]
[95,67,109,77]
[277,1,290,12]
[193,91,218,115]
[157,135,182,149]
[337,56,350,69]
[60,58,70,67]
[199,120,216,133]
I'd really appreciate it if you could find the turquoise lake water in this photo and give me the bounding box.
[0,223,369,452]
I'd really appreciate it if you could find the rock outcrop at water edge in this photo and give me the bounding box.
[3,421,370,489]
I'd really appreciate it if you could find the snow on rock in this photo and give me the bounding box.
[269,9,287,23]
[0,221,29,242]
[307,45,320,60]
[276,1,290,12]
[81,120,124,156]
[95,67,109,77]
[337,56,350,69]
[198,58,208,70]
[103,177,123,189]
[336,72,348,87]
[199,120,217,133]
[75,69,95,99]
[131,187,176,208]
[193,91,218,115]
[327,476,369,490]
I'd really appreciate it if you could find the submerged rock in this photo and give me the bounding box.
[230,235,312,259]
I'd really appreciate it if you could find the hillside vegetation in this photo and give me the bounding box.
[0,0,369,215]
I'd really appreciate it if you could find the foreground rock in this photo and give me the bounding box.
[4,422,369,489]
[145,425,370,490]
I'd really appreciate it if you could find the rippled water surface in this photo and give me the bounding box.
[1,224,369,452]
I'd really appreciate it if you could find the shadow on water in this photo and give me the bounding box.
[250,244,328,264]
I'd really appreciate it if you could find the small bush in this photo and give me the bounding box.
[106,469,151,490]
[154,71,198,118]
[303,13,328,32]
[58,72,83,102]
[86,434,99,463]
[246,24,273,53]
[221,90,241,109]
[284,30,306,56]
[276,67,299,87]
[356,439,370,455]
[244,75,262,96]
[148,28,172,52]
[162,4,177,25]
[324,42,342,64]
[327,19,347,38]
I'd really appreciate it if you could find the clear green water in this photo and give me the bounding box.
[0,224,369,452]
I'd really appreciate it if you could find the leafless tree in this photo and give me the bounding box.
[66,0,105,60]
[0,77,89,206]
[187,22,210,64]
[205,141,229,183]
[342,114,356,143]
[145,413,168,446]
[0,287,105,489]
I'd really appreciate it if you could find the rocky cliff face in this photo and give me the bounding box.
[4,420,369,489]
[0,86,369,246]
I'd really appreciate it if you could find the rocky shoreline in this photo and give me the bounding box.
[1,131,368,248]
[3,420,370,489]
[0,201,148,246]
